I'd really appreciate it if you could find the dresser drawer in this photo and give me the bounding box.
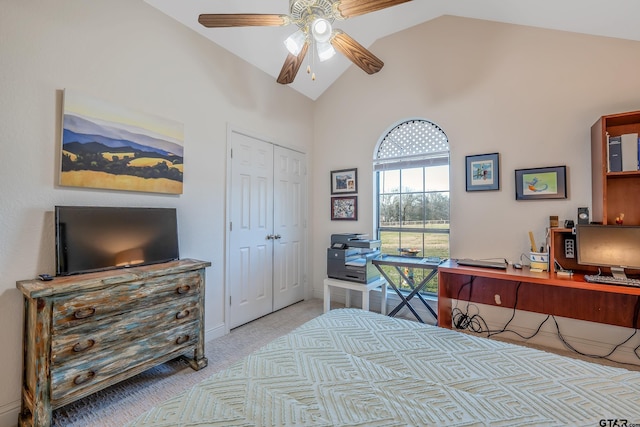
[51,297,200,367]
[17,259,210,426]
[52,271,201,329]
[50,322,199,402]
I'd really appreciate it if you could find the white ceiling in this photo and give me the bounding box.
[145,0,640,101]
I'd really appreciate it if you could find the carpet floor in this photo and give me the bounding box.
[52,298,325,427]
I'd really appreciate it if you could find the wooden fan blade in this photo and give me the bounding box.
[331,31,383,75]
[277,42,309,85]
[336,0,412,18]
[198,14,288,28]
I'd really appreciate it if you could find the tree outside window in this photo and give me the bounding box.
[374,120,450,294]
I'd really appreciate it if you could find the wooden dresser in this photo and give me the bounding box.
[16,258,211,427]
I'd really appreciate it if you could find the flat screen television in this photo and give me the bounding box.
[55,206,179,276]
[576,224,640,279]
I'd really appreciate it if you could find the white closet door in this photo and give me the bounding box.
[228,131,274,329]
[273,145,305,311]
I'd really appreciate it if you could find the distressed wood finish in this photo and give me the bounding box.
[16,258,211,427]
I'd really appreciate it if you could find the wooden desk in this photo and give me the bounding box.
[437,260,640,329]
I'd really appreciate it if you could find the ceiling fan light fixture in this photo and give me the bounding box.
[284,29,306,55]
[311,18,332,43]
[316,41,336,62]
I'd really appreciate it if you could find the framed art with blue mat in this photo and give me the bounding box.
[466,152,500,191]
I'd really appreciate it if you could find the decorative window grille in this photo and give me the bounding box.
[374,118,450,295]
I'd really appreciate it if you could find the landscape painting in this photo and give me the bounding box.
[60,90,184,194]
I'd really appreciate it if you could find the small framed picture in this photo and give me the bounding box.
[331,196,357,220]
[466,153,500,191]
[330,168,357,194]
[515,165,567,200]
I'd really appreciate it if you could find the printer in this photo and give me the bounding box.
[327,233,381,283]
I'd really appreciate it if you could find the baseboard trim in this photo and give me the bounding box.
[205,323,226,343]
[0,399,20,427]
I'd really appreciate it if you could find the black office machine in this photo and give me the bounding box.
[327,233,381,283]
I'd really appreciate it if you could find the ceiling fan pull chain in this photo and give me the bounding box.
[310,40,316,81]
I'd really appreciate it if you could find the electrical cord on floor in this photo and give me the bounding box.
[451,278,551,339]
[551,295,640,367]
[451,275,640,366]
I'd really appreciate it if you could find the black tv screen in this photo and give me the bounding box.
[55,206,179,276]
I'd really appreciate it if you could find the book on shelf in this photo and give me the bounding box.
[621,133,639,171]
[608,136,622,172]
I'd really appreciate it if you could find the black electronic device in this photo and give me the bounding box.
[327,233,381,283]
[38,274,53,281]
[456,258,508,269]
[577,207,589,225]
[576,224,640,280]
[55,206,179,276]
[564,220,574,228]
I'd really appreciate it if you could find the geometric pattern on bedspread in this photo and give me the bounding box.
[128,309,640,426]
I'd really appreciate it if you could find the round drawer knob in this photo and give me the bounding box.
[175,310,190,320]
[72,339,96,353]
[176,285,191,294]
[73,370,96,386]
[175,335,190,345]
[73,307,96,319]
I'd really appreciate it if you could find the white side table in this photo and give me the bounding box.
[323,277,387,314]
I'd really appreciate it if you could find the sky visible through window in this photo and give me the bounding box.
[380,165,449,194]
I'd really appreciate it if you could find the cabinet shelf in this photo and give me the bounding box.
[591,110,640,225]
[606,170,640,178]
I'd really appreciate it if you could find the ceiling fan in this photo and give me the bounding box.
[198,0,412,84]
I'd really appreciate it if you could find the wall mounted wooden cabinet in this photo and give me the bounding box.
[591,110,640,225]
[16,258,210,427]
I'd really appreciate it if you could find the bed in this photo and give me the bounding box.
[127,309,640,426]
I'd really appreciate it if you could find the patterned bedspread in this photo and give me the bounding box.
[128,309,640,426]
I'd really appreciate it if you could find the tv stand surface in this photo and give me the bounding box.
[16,258,211,427]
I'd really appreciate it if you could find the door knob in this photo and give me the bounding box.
[274,234,282,240]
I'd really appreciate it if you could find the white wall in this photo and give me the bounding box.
[0,1,313,425]
[311,16,640,360]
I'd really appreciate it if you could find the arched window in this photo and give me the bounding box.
[373,118,450,294]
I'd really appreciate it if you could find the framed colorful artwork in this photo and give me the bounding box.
[331,196,357,220]
[466,153,500,191]
[515,165,567,200]
[60,89,184,194]
[330,168,357,194]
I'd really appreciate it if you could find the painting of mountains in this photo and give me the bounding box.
[60,90,184,194]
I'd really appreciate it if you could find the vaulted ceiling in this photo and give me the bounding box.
[145,0,640,100]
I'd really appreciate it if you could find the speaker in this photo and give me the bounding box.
[577,207,589,224]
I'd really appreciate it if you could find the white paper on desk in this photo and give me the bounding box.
[345,259,366,267]
[621,133,638,171]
